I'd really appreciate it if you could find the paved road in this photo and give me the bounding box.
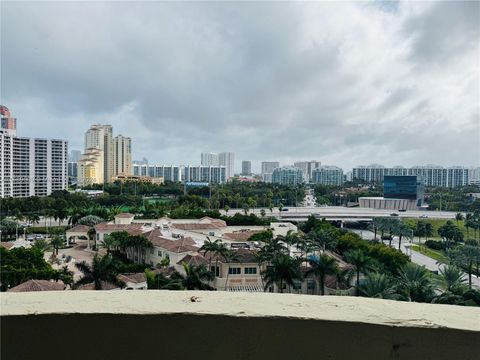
[223,206,458,220]
[350,229,480,288]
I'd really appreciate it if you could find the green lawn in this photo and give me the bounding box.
[410,244,445,261]
[404,218,473,240]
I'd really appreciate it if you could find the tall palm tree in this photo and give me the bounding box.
[305,254,338,295]
[171,264,215,290]
[98,234,119,254]
[437,265,467,294]
[358,273,399,299]
[455,213,464,225]
[262,254,302,293]
[396,263,435,302]
[345,249,375,296]
[49,235,65,256]
[75,254,120,290]
[222,249,240,291]
[394,222,413,251]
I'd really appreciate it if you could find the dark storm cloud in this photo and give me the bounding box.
[1,1,478,172]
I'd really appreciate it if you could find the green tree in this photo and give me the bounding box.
[345,249,375,296]
[396,263,435,302]
[75,254,121,290]
[438,221,464,248]
[49,235,65,256]
[445,245,480,289]
[262,254,302,293]
[171,264,215,290]
[359,273,399,300]
[305,254,338,295]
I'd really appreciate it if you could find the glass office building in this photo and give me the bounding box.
[384,175,424,206]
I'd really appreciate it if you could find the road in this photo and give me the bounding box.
[223,206,458,221]
[350,229,480,288]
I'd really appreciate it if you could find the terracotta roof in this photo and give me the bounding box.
[76,281,119,290]
[0,242,14,250]
[149,236,199,253]
[95,223,144,232]
[177,254,209,267]
[8,279,65,292]
[66,225,90,233]
[117,273,147,284]
[199,216,227,226]
[172,223,224,230]
[223,231,262,241]
[115,213,135,218]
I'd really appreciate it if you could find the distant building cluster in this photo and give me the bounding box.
[76,124,132,186]
[352,165,480,188]
[0,105,68,198]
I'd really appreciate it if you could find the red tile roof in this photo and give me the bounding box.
[0,242,14,250]
[66,225,90,233]
[149,236,199,253]
[75,281,119,290]
[117,273,147,284]
[94,223,144,233]
[177,254,209,267]
[8,279,65,292]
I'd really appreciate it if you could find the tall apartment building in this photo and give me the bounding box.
[113,135,132,176]
[201,152,219,166]
[77,148,104,186]
[261,161,280,183]
[311,166,344,186]
[241,161,252,175]
[272,166,304,185]
[184,166,226,184]
[294,160,321,183]
[84,124,114,183]
[0,106,68,198]
[352,165,473,188]
[133,164,181,182]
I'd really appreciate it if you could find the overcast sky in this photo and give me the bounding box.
[1,1,479,172]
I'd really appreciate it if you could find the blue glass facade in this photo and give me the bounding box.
[384,176,424,206]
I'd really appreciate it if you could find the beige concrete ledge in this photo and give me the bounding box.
[1,291,480,360]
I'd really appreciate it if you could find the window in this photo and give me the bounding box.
[211,266,220,277]
[228,267,241,275]
[157,250,162,257]
[244,267,257,275]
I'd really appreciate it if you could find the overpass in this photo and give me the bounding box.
[223,206,458,222]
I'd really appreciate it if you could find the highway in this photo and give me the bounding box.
[223,206,459,221]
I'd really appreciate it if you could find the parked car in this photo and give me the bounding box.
[390,213,399,217]
[420,215,429,218]
[281,208,289,212]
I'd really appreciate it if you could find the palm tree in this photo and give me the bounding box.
[200,238,222,273]
[455,213,464,225]
[393,222,413,251]
[396,263,435,302]
[98,234,119,254]
[262,254,302,293]
[75,254,120,290]
[31,239,51,253]
[445,245,480,289]
[345,249,375,296]
[437,265,467,294]
[307,228,337,255]
[171,264,215,290]
[222,249,240,291]
[358,273,399,299]
[49,235,65,256]
[305,254,338,295]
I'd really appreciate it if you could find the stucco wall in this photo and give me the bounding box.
[1,291,479,360]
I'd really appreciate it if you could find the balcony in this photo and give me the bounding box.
[1,291,479,359]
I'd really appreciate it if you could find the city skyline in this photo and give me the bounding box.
[2,1,479,172]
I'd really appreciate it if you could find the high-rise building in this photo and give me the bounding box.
[241,161,252,175]
[311,166,344,185]
[68,162,78,184]
[272,166,304,185]
[77,148,104,186]
[184,166,226,184]
[352,165,473,188]
[261,161,280,183]
[0,106,68,198]
[113,135,132,176]
[219,152,235,179]
[294,160,321,183]
[0,105,17,136]
[69,150,81,163]
[133,164,181,182]
[201,152,219,166]
[84,124,113,183]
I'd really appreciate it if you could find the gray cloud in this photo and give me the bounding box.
[1,1,479,173]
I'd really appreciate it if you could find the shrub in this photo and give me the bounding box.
[425,240,446,250]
